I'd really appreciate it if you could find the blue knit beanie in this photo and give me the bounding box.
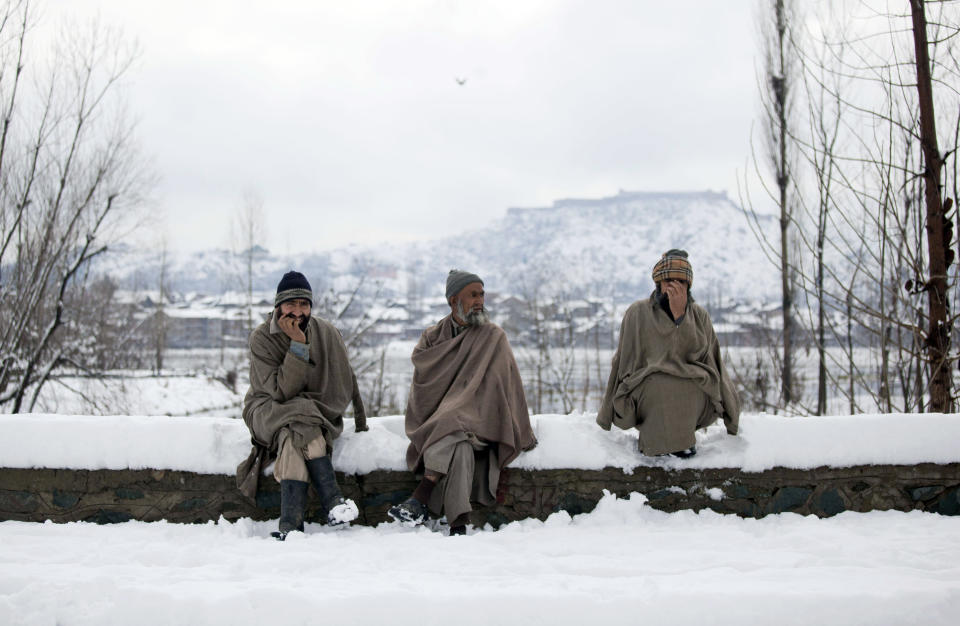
[275,271,313,306]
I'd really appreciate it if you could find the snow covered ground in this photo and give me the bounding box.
[1,492,958,625]
[2,412,959,625]
[26,373,244,418]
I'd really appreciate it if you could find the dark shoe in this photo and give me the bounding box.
[273,479,309,540]
[305,455,358,526]
[670,445,697,459]
[388,497,429,526]
[449,525,467,536]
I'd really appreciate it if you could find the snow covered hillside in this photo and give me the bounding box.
[101,190,778,303]
[405,190,778,303]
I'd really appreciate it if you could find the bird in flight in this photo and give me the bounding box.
[455,77,467,86]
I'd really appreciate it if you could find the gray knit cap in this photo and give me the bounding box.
[445,269,483,301]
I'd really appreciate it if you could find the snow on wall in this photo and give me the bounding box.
[2,412,959,476]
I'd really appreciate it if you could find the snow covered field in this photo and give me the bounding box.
[2,412,959,625]
[2,492,958,626]
[21,342,933,420]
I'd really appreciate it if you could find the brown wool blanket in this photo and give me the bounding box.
[597,294,740,435]
[405,314,536,472]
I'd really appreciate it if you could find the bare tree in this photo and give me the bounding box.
[153,238,169,374]
[767,0,799,408]
[516,281,549,414]
[367,345,399,417]
[910,0,953,413]
[231,189,266,336]
[545,291,579,414]
[791,26,845,415]
[741,0,801,413]
[740,0,960,415]
[0,2,149,412]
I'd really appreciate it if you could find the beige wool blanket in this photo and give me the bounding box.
[405,314,536,473]
[597,294,740,435]
[236,313,366,500]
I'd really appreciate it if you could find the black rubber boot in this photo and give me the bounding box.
[271,479,308,541]
[388,497,429,526]
[448,512,470,536]
[305,455,358,526]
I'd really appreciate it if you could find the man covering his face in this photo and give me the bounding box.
[597,250,740,458]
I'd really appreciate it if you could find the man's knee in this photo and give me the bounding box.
[304,434,327,459]
[275,431,327,482]
[275,437,309,483]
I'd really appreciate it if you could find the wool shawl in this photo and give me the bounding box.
[597,294,740,434]
[405,314,536,472]
[236,313,366,500]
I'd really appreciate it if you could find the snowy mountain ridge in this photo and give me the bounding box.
[104,190,779,305]
[414,189,779,303]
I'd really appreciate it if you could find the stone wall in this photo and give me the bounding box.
[3,463,958,527]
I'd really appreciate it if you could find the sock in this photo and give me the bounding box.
[412,476,437,504]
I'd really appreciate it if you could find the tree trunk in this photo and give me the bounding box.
[817,268,826,414]
[772,0,794,407]
[847,290,855,415]
[910,0,952,413]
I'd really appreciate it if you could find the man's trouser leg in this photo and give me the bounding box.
[423,433,496,524]
[635,373,713,456]
[274,428,327,483]
[270,427,328,538]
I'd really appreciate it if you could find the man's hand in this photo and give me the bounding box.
[354,414,369,433]
[661,280,688,320]
[277,313,307,343]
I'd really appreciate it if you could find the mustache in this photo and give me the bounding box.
[277,311,310,330]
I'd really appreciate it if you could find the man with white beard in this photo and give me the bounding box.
[389,270,537,535]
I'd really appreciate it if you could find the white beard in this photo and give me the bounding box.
[457,300,489,327]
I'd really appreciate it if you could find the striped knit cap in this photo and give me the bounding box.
[275,271,313,307]
[652,249,693,287]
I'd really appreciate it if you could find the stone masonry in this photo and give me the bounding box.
[2,463,958,527]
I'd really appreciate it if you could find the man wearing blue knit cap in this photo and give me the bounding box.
[237,270,368,540]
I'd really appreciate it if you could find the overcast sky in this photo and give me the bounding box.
[45,0,760,254]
